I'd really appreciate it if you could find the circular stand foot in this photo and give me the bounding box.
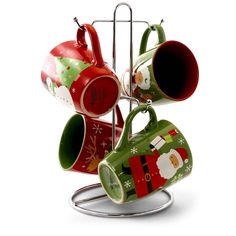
[70,183,174,218]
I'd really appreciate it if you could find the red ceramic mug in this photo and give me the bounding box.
[59,106,124,174]
[41,24,121,117]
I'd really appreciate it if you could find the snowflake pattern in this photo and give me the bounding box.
[177,173,183,179]
[72,88,76,93]
[171,176,178,184]
[118,172,123,177]
[185,164,192,173]
[130,147,138,154]
[171,173,184,184]
[124,180,131,189]
[178,137,185,145]
[100,141,107,148]
[92,124,103,134]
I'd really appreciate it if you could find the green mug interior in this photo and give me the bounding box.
[59,114,85,169]
[153,40,199,100]
[99,163,123,203]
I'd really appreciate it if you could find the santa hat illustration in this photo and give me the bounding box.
[170,148,189,168]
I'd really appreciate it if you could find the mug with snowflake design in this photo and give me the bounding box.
[122,24,199,104]
[98,105,192,203]
[41,24,121,117]
[59,106,124,174]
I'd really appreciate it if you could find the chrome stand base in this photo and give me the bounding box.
[70,183,174,218]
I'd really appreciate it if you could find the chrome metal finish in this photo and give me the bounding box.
[91,4,152,149]
[74,193,107,206]
[70,183,174,218]
[73,17,84,30]
[120,96,152,113]
[70,4,173,218]
[92,20,151,28]
[113,2,133,138]
[120,95,140,106]
[141,99,152,113]
[111,108,116,149]
[113,3,133,114]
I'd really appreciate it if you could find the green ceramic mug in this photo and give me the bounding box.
[122,24,199,104]
[98,105,192,204]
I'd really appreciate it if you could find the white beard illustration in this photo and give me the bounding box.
[46,77,75,110]
[157,150,183,179]
[55,86,75,110]
[135,67,151,90]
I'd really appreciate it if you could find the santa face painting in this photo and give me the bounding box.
[121,131,189,200]
[134,67,151,90]
[157,149,184,179]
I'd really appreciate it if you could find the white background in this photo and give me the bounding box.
[0,0,235,235]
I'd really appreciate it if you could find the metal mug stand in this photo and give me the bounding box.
[71,2,174,218]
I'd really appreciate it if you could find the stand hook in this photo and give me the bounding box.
[73,17,85,30]
[142,99,152,113]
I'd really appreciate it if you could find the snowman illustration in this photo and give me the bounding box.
[46,77,75,110]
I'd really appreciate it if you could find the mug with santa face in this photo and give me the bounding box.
[59,106,124,174]
[98,105,192,204]
[41,24,121,117]
[122,24,199,104]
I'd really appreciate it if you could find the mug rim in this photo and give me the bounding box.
[151,40,199,101]
[80,75,121,117]
[98,160,125,204]
[59,114,86,170]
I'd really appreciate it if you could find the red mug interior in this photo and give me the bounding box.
[153,40,199,100]
[82,75,120,116]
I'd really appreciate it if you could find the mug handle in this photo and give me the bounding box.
[115,105,124,127]
[139,24,166,55]
[116,105,158,151]
[76,24,104,67]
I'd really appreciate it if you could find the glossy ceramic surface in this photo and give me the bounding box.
[59,106,124,174]
[122,24,199,104]
[99,105,192,203]
[41,24,121,117]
